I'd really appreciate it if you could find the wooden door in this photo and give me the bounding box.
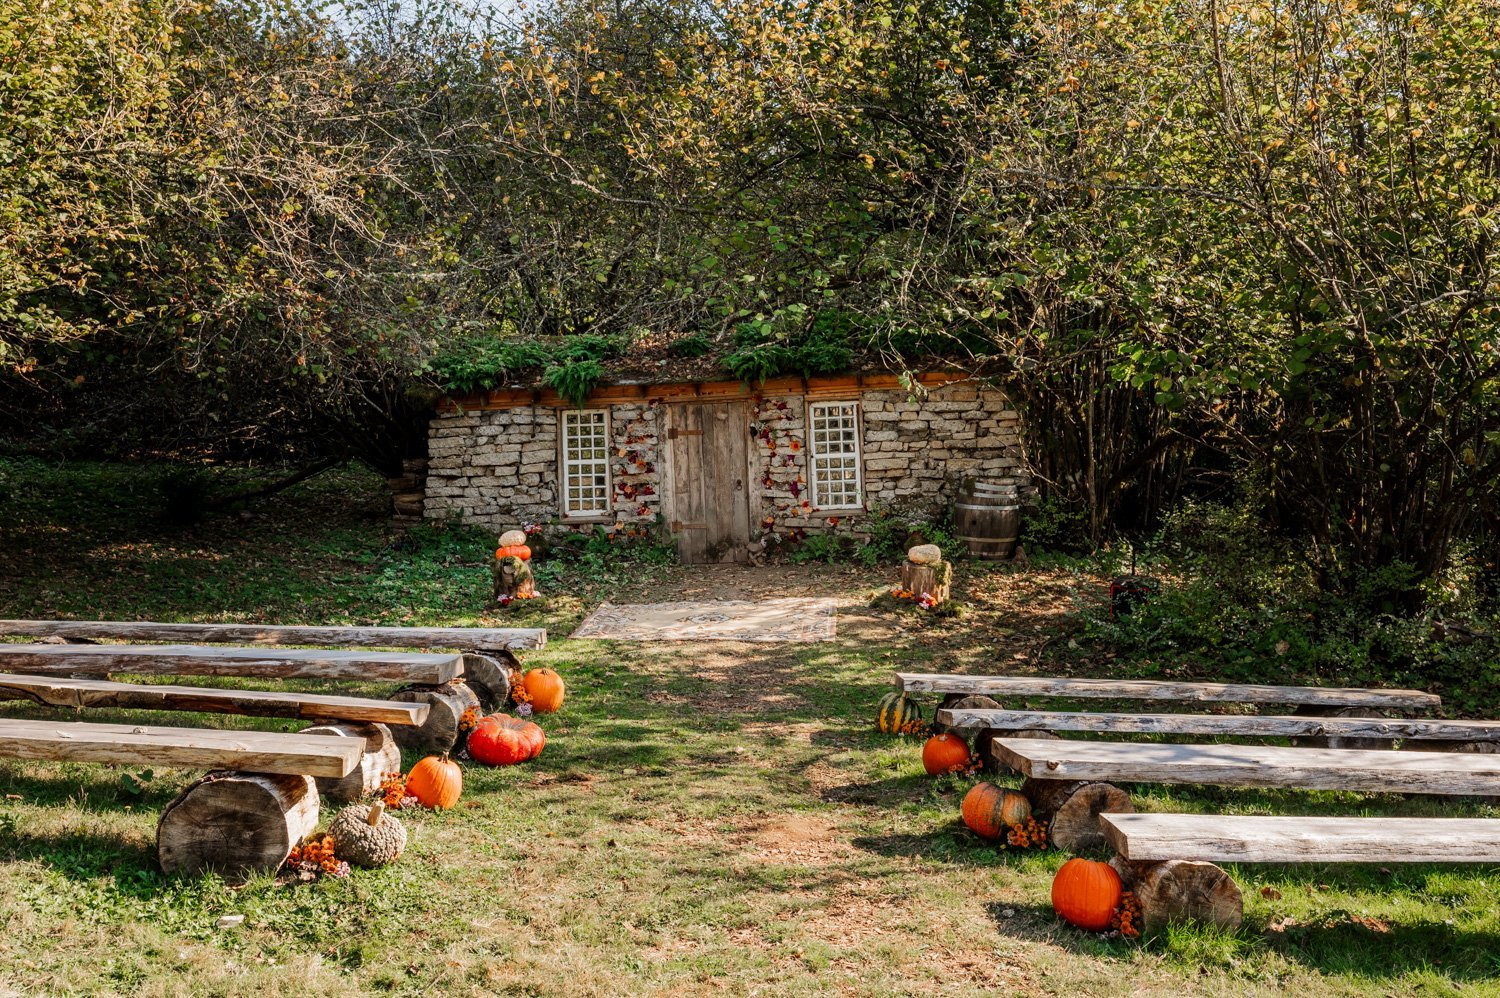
[665,402,751,564]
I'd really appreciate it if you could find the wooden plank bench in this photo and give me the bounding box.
[0,716,358,883]
[0,619,547,651]
[989,736,1500,855]
[0,643,463,683]
[1098,812,1500,931]
[937,707,1500,743]
[0,619,541,716]
[0,674,429,727]
[895,672,1441,709]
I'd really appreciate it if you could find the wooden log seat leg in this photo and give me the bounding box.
[1109,856,1243,932]
[462,651,516,712]
[937,695,1058,771]
[157,772,319,883]
[1021,778,1134,853]
[300,722,399,803]
[389,680,481,755]
[1289,705,1395,751]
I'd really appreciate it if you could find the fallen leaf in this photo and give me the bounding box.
[1260,886,1283,901]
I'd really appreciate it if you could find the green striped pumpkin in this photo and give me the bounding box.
[876,692,924,734]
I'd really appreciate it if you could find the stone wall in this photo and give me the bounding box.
[424,382,1026,537]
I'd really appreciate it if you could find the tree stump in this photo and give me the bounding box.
[1022,778,1134,853]
[157,772,319,882]
[1110,856,1243,931]
[300,722,399,803]
[899,560,952,604]
[389,680,481,755]
[492,555,535,604]
[1290,705,1395,751]
[462,652,516,711]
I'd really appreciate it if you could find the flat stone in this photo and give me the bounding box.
[499,529,527,546]
[908,544,942,565]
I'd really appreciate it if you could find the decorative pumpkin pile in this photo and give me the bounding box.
[496,528,533,562]
[875,692,927,736]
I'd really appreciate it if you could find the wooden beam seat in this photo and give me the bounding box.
[897,672,1440,709]
[0,674,429,726]
[0,717,361,777]
[1102,812,1500,864]
[992,738,1500,796]
[0,643,463,684]
[939,707,1500,742]
[0,619,545,651]
[1099,812,1500,932]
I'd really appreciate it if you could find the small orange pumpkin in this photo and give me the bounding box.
[520,668,565,713]
[495,544,532,561]
[961,782,1032,840]
[921,732,972,775]
[405,754,462,809]
[1052,858,1123,931]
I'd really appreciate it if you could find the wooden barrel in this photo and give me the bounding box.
[954,483,1020,560]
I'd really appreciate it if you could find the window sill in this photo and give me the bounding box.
[560,514,615,525]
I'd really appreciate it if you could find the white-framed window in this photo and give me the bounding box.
[560,408,612,519]
[808,400,864,510]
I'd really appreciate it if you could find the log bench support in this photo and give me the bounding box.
[389,680,482,755]
[300,722,400,803]
[462,651,517,712]
[1108,856,1243,931]
[1020,778,1134,853]
[157,771,320,883]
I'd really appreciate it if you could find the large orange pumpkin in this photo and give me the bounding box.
[405,754,463,809]
[521,668,565,713]
[961,782,1032,840]
[921,732,972,775]
[495,544,532,561]
[467,714,543,765]
[1052,858,1123,931]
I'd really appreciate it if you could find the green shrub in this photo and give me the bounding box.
[427,333,623,398]
[722,309,856,383]
[788,532,853,564]
[666,332,715,358]
[1020,494,1090,554]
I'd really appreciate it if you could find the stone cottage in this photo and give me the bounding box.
[423,372,1028,563]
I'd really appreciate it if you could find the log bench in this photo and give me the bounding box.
[0,619,545,709]
[901,672,1444,755]
[0,644,476,753]
[1099,812,1500,930]
[990,738,1500,853]
[0,716,364,882]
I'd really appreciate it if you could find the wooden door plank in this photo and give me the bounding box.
[702,402,750,563]
[0,620,545,651]
[1102,812,1500,864]
[0,717,362,777]
[0,644,462,683]
[991,738,1500,796]
[0,674,430,726]
[938,708,1500,741]
[896,673,1441,709]
[668,404,708,563]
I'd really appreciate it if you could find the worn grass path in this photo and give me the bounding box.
[0,462,1496,995]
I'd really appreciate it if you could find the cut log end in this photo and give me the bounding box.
[461,652,515,712]
[389,680,481,755]
[157,772,319,883]
[1110,856,1243,931]
[1022,778,1134,853]
[300,722,399,803]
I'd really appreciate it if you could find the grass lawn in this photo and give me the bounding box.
[0,459,1497,996]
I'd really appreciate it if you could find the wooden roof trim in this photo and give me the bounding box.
[438,371,977,412]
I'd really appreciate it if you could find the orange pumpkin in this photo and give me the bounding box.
[520,668,565,713]
[467,714,536,766]
[921,732,972,775]
[405,754,463,809]
[495,544,532,561]
[1052,858,1123,931]
[961,782,1032,840]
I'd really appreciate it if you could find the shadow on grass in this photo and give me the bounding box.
[0,768,180,811]
[0,825,160,888]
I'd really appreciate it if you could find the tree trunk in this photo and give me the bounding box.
[1110,856,1243,931]
[389,680,481,755]
[300,722,399,803]
[157,772,319,882]
[1022,778,1134,853]
[899,560,952,604]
